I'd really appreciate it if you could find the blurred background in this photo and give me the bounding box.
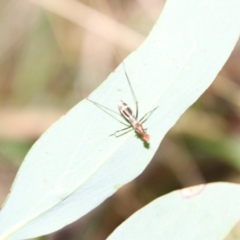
[0,0,240,239]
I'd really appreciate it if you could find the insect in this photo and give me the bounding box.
[89,61,158,143]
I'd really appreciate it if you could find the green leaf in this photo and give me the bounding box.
[107,183,240,240]
[0,0,240,239]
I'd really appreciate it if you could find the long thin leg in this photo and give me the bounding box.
[110,125,132,137]
[87,98,129,127]
[122,62,139,119]
[115,128,133,137]
[139,106,159,124]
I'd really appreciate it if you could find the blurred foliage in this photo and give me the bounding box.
[0,0,240,239]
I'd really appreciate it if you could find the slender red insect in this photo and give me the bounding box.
[116,100,150,143]
[89,61,158,143]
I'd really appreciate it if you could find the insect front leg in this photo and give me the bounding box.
[122,61,139,119]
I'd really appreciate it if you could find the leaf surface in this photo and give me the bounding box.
[107,183,240,240]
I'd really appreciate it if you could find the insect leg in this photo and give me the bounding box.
[122,61,139,119]
[110,125,132,137]
[87,98,129,127]
[139,106,159,124]
[115,128,133,137]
